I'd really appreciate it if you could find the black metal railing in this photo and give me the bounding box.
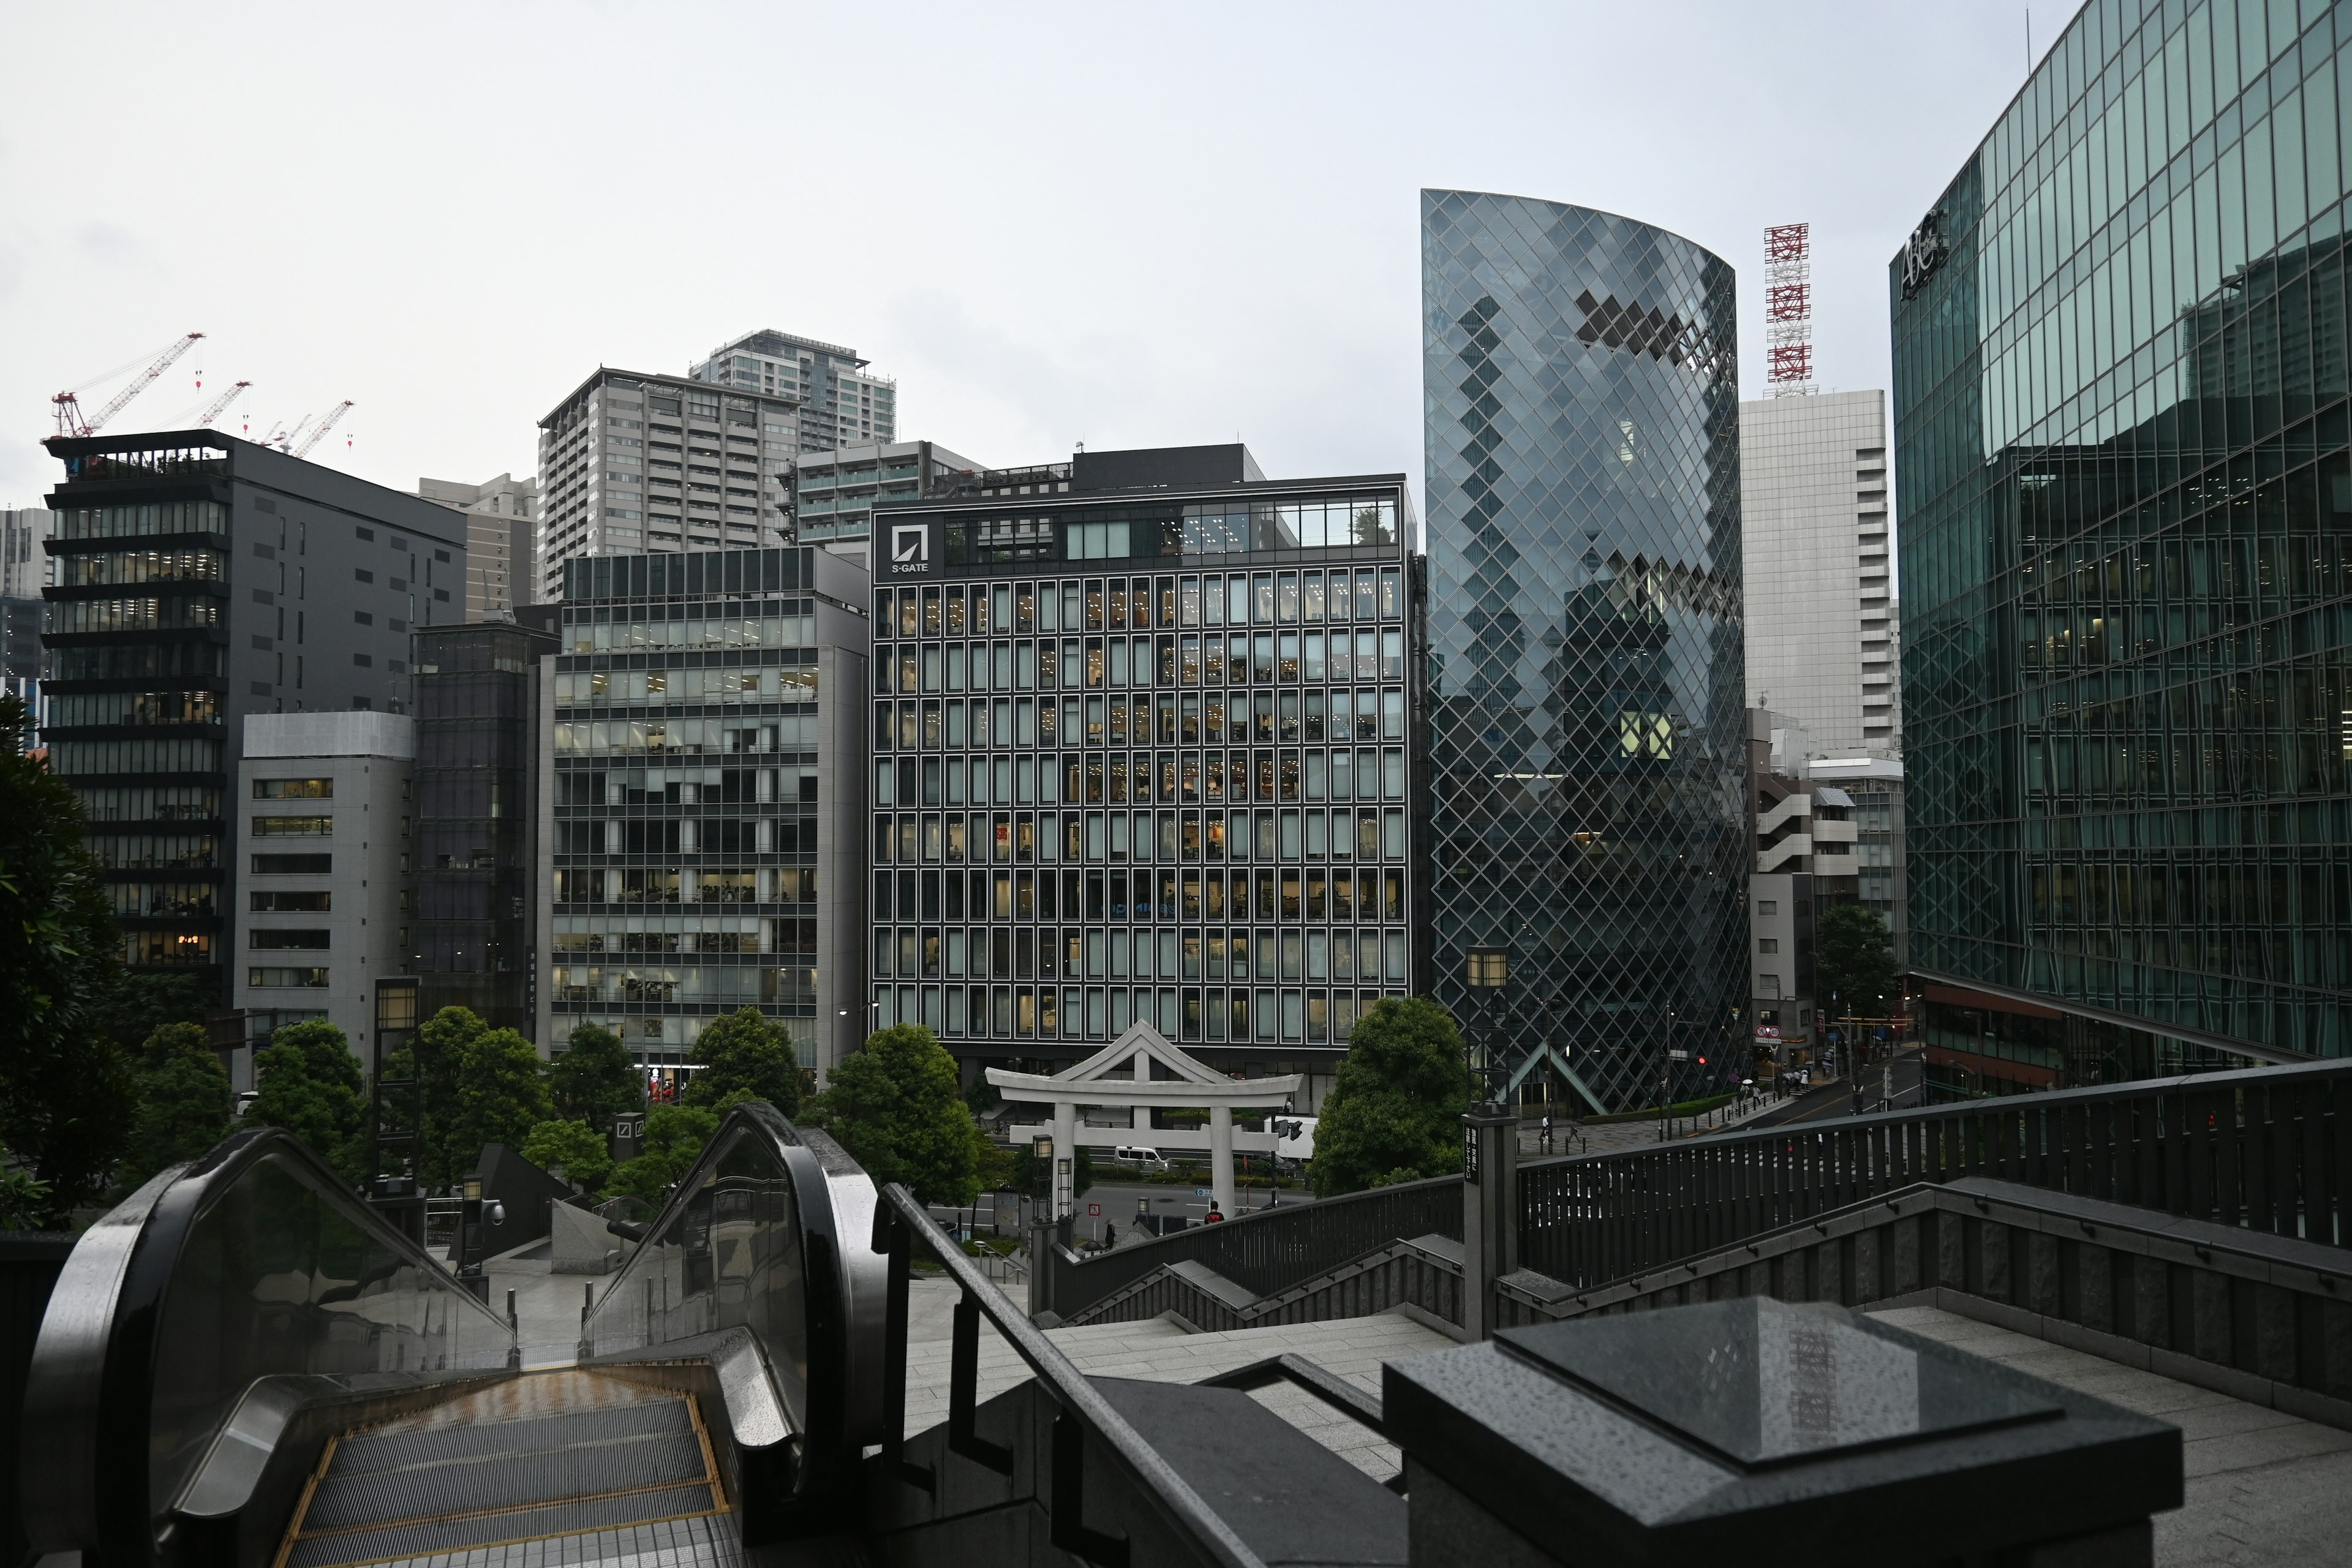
[1039,1174,1463,1321]
[870,1184,1263,1568]
[1519,1057,2352,1291]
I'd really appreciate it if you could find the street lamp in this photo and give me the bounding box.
[1465,947,1510,1106]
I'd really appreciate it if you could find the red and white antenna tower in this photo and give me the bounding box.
[1763,223,1815,397]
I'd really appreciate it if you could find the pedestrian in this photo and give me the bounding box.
[1540,1112,1553,1151]
[1104,1221,1118,1248]
[1204,1204,1225,1224]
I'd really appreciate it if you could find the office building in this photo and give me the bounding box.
[535,371,800,603]
[1745,709,1860,1069]
[4,506,53,600]
[541,546,870,1082]
[1893,0,2352,1074]
[419,473,539,619]
[1809,754,1907,963]
[690,328,896,454]
[1739,391,1901,755]
[795,439,986,563]
[864,443,1418,1109]
[412,616,559,1039]
[1422,189,1749,1109]
[40,431,467,1000]
[230,712,412,1080]
[2,598,43,727]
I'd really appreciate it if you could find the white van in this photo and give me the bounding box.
[1111,1146,1170,1170]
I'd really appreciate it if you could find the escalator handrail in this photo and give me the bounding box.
[19,1125,514,1564]
[580,1101,887,1462]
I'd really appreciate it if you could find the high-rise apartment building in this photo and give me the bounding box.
[795,440,986,564]
[1893,0,2352,1074]
[535,371,800,603]
[1422,189,1749,1109]
[231,712,413,1080]
[1809,754,1907,963]
[1740,391,1901,756]
[540,546,870,1082]
[418,473,539,619]
[3,507,53,600]
[690,328,896,454]
[864,445,1419,1107]
[413,617,559,1039]
[40,431,466,1001]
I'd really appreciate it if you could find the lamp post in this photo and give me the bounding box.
[1464,947,1510,1110]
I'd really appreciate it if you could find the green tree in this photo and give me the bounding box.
[249,1020,369,1185]
[810,1025,984,1205]
[450,1026,552,1172]
[402,1005,489,1187]
[94,971,220,1048]
[1815,905,1898,1025]
[115,1021,235,1192]
[1309,998,1468,1197]
[0,1140,53,1232]
[0,693,138,1224]
[521,1118,613,1193]
[548,1022,644,1127]
[602,1103,719,1206]
[680,1008,801,1117]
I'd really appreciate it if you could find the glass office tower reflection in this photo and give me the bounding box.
[1422,190,1748,1108]
[1894,0,2352,1068]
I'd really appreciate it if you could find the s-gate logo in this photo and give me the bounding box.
[888,523,932,576]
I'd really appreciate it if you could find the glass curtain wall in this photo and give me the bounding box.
[1894,0,2352,1060]
[1421,189,1749,1107]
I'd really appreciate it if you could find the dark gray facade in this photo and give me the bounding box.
[1422,190,1749,1109]
[865,445,1421,1098]
[41,431,467,1000]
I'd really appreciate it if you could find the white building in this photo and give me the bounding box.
[1738,390,1899,757]
[418,473,539,619]
[793,439,984,565]
[2,507,54,600]
[690,328,895,455]
[1809,755,1906,965]
[535,370,800,602]
[232,711,414,1082]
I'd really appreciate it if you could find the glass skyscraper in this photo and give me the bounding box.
[1894,0,2352,1072]
[1422,190,1748,1109]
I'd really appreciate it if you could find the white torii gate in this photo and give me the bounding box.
[987,1022,1302,1222]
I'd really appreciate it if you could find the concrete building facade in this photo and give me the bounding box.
[230,711,413,1081]
[795,440,984,564]
[4,507,54,600]
[418,473,539,619]
[540,546,870,1083]
[1738,391,1899,758]
[535,371,800,603]
[690,328,895,454]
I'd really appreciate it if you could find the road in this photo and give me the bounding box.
[926,1178,1309,1248]
[1741,1047,1929,1130]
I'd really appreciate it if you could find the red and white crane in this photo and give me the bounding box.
[291,400,353,459]
[195,380,253,427]
[50,332,206,438]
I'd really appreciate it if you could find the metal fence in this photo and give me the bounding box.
[1518,1058,2352,1292]
[1042,1175,1464,1321]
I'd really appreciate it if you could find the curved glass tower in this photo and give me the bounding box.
[1421,189,1747,1109]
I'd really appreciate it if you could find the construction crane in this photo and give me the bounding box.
[292,401,353,460]
[51,332,205,439]
[195,380,253,428]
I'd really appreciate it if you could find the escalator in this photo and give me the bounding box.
[18,1102,887,1568]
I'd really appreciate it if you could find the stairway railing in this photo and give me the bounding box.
[1519,1057,2352,1292]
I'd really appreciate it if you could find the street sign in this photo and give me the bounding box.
[1087,1204,1101,1217]
[1194,1188,1210,1197]
[1667,1049,1689,1061]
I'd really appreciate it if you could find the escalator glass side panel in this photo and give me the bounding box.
[149,1150,513,1521]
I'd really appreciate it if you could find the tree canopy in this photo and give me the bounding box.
[603,1103,718,1206]
[0,694,137,1223]
[1815,904,1898,1020]
[116,1021,235,1193]
[450,1025,553,1172]
[249,1020,369,1184]
[521,1118,613,1193]
[811,1024,984,1205]
[680,1008,801,1116]
[548,1022,644,1128]
[1308,997,1468,1197]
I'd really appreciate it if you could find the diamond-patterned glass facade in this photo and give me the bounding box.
[1421,190,1748,1108]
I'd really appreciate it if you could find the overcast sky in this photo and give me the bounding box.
[0,1,2073,513]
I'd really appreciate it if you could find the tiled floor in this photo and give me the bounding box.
[1868,1306,2352,1566]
